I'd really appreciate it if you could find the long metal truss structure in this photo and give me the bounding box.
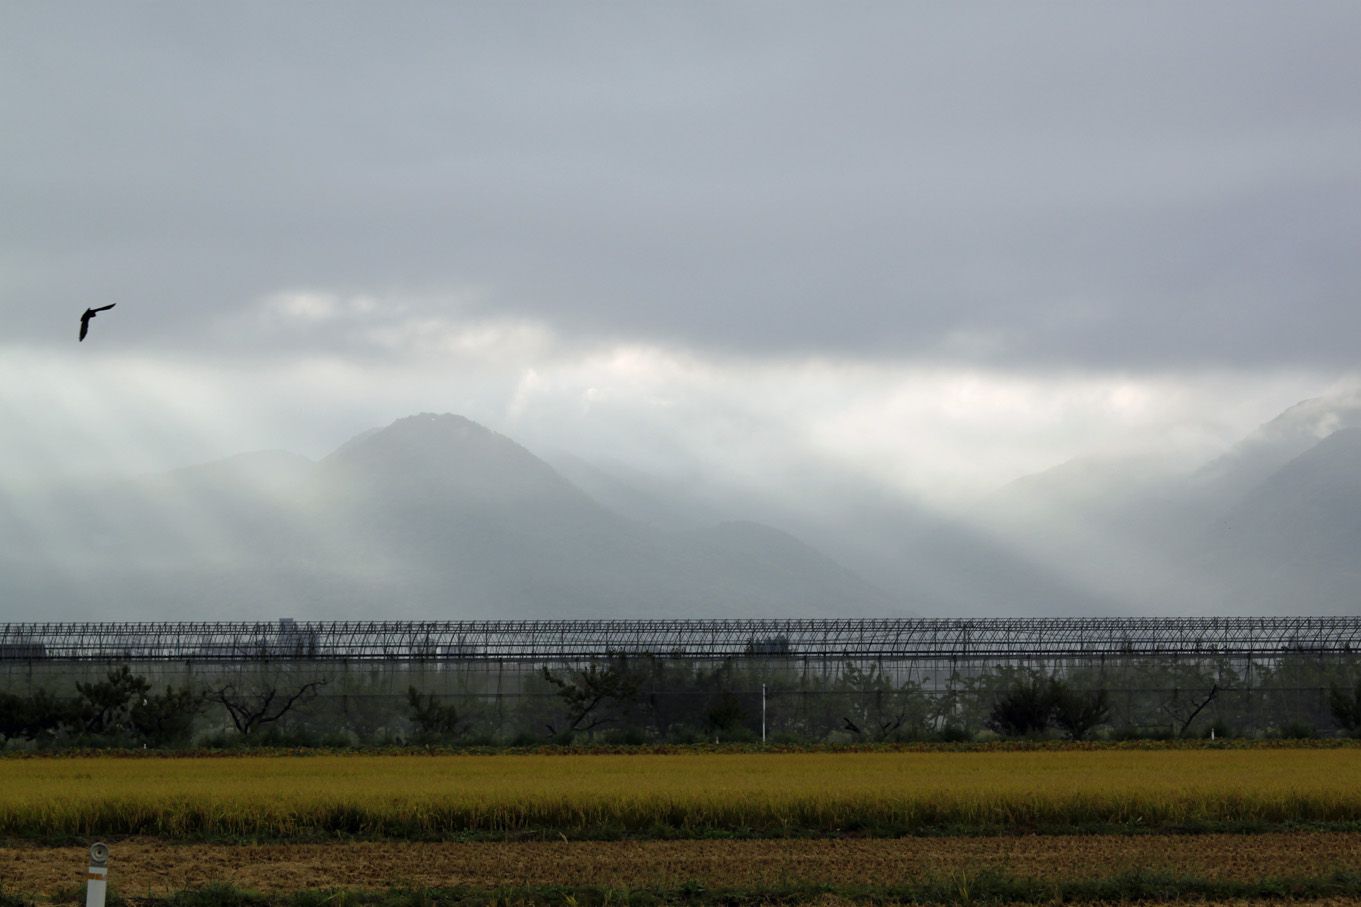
[1,617,1358,662]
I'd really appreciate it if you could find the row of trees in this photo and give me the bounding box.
[4,656,1361,747]
[0,667,199,746]
[423,655,1361,744]
[0,667,327,746]
[539,657,1361,742]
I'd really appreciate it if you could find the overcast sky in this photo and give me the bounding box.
[2,2,1359,497]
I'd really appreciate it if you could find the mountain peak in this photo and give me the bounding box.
[319,412,594,510]
[1253,391,1361,445]
[327,413,520,463]
[1194,390,1361,500]
[372,412,497,442]
[395,411,482,429]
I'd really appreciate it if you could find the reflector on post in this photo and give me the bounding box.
[85,842,108,907]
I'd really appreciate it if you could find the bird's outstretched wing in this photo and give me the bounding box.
[79,319,89,341]
[91,303,116,313]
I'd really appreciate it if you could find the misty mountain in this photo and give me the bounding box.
[1207,427,1361,561]
[1188,427,1361,613]
[969,392,1361,614]
[794,499,1110,617]
[551,453,1127,617]
[986,454,1199,549]
[557,390,1361,617]
[0,414,895,620]
[548,452,729,532]
[982,391,1361,532]
[1193,391,1361,506]
[3,390,1359,621]
[310,415,896,617]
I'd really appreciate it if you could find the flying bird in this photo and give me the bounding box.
[78,303,116,342]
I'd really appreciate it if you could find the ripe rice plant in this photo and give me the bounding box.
[3,750,1361,839]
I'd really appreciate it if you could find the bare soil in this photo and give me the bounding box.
[3,833,1361,897]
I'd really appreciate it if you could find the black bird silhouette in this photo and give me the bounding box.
[79,303,116,342]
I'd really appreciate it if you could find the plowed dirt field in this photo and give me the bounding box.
[4,833,1361,896]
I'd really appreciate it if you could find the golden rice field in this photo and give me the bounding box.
[3,749,1361,839]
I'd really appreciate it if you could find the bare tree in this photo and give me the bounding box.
[209,678,327,736]
[541,658,639,739]
[1160,683,1219,737]
[840,662,926,741]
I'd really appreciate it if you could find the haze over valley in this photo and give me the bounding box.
[3,390,1357,621]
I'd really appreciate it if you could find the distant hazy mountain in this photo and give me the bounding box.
[0,414,895,620]
[1208,427,1361,558]
[549,455,1125,617]
[313,414,898,617]
[2,393,1358,621]
[989,454,1194,538]
[548,452,728,532]
[1189,427,1361,613]
[978,392,1361,614]
[1193,391,1361,506]
[964,456,1197,614]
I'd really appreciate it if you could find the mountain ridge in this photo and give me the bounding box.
[0,413,897,620]
[2,393,1358,621]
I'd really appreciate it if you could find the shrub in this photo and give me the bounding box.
[0,688,72,744]
[1329,681,1361,735]
[73,666,151,736]
[935,723,973,743]
[1052,683,1112,741]
[1277,721,1316,740]
[407,687,465,741]
[130,684,203,746]
[986,676,1057,737]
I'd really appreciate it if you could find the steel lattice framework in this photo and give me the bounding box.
[1,617,1358,662]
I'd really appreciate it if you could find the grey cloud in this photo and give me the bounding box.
[3,2,1359,367]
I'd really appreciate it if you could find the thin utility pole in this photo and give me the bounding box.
[762,683,767,743]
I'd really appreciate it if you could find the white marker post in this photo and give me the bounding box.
[85,842,109,907]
